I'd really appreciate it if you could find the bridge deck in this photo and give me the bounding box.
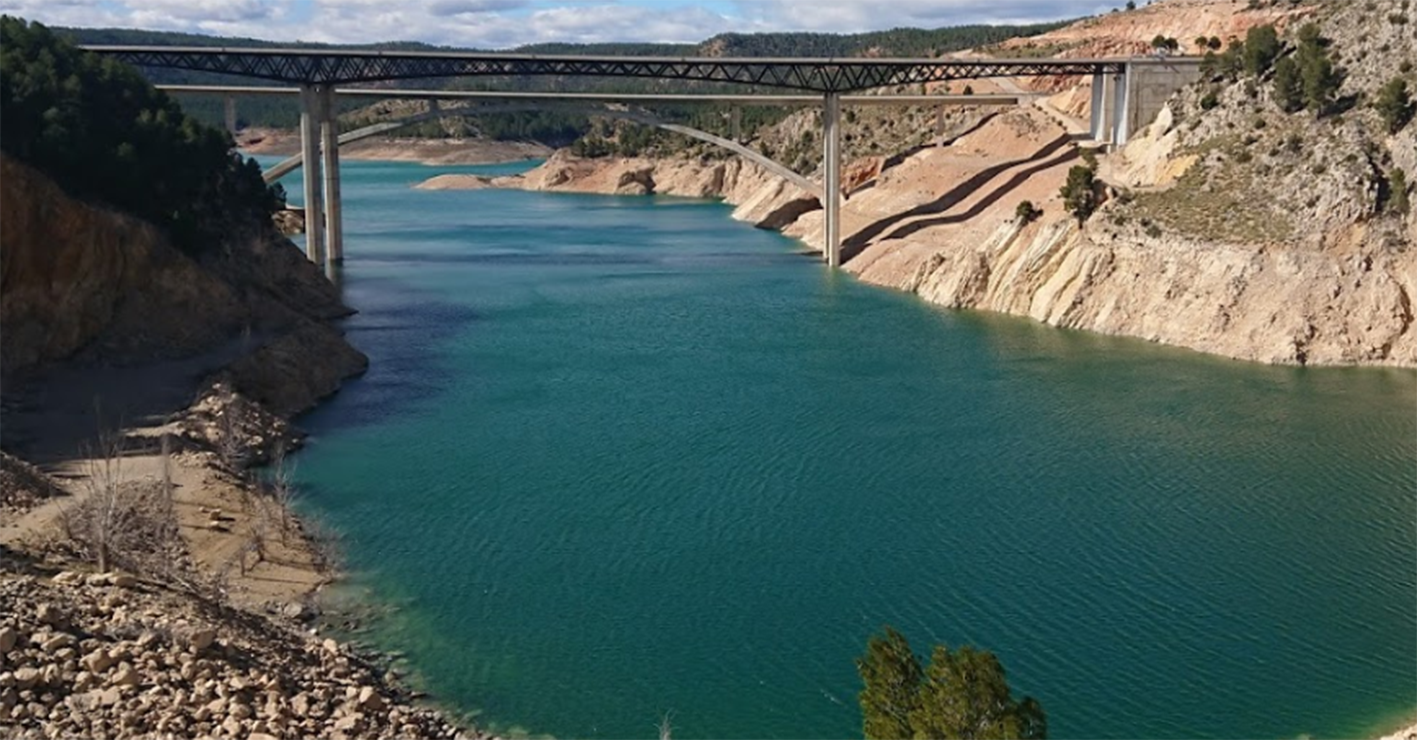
[80,45,1183,93]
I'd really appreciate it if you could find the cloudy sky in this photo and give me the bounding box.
[0,0,1118,47]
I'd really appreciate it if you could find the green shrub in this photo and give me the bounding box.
[1060,164,1100,226]
[1376,78,1415,133]
[1389,168,1410,216]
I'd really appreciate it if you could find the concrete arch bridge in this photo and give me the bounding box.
[256,98,828,199]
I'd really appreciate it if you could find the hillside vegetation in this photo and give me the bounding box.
[0,17,282,256]
[1115,0,1414,248]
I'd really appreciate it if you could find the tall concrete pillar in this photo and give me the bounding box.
[730,106,742,143]
[224,94,238,135]
[936,106,946,142]
[298,85,325,265]
[822,92,842,268]
[319,85,344,267]
[1113,68,1132,146]
[1089,73,1105,141]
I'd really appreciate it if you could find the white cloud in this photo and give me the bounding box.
[0,0,1112,47]
[121,0,278,23]
[427,0,528,17]
[735,0,1115,31]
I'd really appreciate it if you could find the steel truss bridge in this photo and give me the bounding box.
[83,46,1127,93]
[86,46,1187,270]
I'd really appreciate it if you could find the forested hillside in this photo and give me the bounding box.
[700,24,1069,57]
[1,17,282,255]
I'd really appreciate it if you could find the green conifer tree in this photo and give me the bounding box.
[1375,78,1415,134]
[1272,56,1303,112]
[1243,25,1281,76]
[857,627,923,740]
[1060,165,1100,226]
[1390,168,1410,216]
[908,645,1047,740]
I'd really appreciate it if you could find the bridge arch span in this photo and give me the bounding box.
[263,104,821,199]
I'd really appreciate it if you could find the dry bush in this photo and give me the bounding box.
[216,397,249,477]
[267,442,299,546]
[300,514,344,574]
[60,432,184,579]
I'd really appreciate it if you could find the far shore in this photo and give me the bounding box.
[237,127,552,166]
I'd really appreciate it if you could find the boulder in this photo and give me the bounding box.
[189,628,218,652]
[0,628,17,654]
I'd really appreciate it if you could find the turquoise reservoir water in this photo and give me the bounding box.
[275,158,1415,739]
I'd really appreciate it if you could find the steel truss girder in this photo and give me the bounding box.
[85,46,1127,93]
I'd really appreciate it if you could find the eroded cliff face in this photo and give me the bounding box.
[1,156,243,372]
[479,103,1414,367]
[0,154,367,399]
[860,217,1415,366]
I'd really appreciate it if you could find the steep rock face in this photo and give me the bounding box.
[856,219,1416,366]
[224,321,370,418]
[0,155,356,379]
[0,156,244,372]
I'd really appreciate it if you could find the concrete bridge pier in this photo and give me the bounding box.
[298,85,326,265]
[822,92,842,268]
[730,106,742,143]
[224,94,238,135]
[1111,69,1131,146]
[319,85,345,267]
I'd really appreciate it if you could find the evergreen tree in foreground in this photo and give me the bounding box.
[859,627,923,740]
[857,627,1046,740]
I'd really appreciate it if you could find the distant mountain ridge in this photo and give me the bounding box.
[62,23,1070,58]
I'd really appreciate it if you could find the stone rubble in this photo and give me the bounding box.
[0,568,488,740]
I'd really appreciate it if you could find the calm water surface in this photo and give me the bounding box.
[271,158,1416,739]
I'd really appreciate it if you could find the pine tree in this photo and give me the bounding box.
[1272,56,1303,113]
[857,627,923,740]
[1243,25,1280,76]
[1390,168,1410,217]
[1292,23,1340,117]
[1375,78,1415,134]
[1060,164,1100,226]
[1301,53,1340,116]
[907,645,1047,740]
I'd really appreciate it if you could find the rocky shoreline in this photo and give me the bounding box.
[0,565,479,739]
[0,150,487,738]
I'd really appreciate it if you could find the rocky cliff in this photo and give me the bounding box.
[0,154,367,405]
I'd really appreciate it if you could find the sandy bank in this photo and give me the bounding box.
[238,128,550,165]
